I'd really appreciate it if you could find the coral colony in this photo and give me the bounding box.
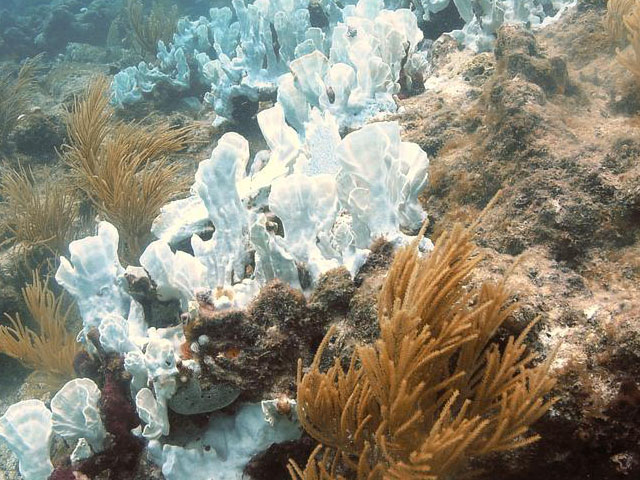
[111,0,574,123]
[0,0,572,479]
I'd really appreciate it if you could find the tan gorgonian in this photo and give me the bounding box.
[62,76,194,261]
[63,75,113,191]
[0,165,77,260]
[290,224,558,480]
[605,0,636,44]
[0,54,41,149]
[0,271,79,381]
[617,2,640,79]
[126,0,179,56]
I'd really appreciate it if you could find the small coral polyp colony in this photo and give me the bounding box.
[0,0,563,479]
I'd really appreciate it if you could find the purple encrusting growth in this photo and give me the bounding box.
[50,359,145,479]
[48,467,76,480]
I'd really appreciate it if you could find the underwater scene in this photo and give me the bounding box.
[0,0,638,478]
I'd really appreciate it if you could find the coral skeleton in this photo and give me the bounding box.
[0,399,53,480]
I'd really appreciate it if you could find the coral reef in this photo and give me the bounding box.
[393,3,640,478]
[1,1,640,480]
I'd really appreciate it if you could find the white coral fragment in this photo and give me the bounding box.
[192,133,251,287]
[0,399,53,480]
[51,378,107,452]
[140,240,207,307]
[55,221,130,335]
[136,388,170,439]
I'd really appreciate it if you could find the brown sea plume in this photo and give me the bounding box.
[0,271,79,382]
[0,165,77,263]
[290,223,557,479]
[126,0,179,56]
[62,76,193,261]
[0,54,41,150]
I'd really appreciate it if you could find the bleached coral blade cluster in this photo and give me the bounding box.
[335,121,429,244]
[40,103,428,476]
[112,0,430,128]
[0,379,107,480]
[278,0,426,132]
[111,0,579,120]
[51,378,107,453]
[0,400,53,480]
[55,222,132,334]
[148,400,300,480]
[150,107,429,297]
[269,173,341,280]
[140,240,207,308]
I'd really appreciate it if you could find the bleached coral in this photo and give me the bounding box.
[191,132,251,287]
[55,221,149,356]
[268,173,341,280]
[112,0,431,127]
[124,349,148,393]
[55,221,130,335]
[111,50,190,107]
[148,400,300,480]
[144,338,179,395]
[51,378,106,452]
[197,0,319,121]
[278,0,426,133]
[126,336,182,440]
[0,400,53,480]
[113,0,330,120]
[140,240,207,308]
[136,387,170,439]
[98,313,141,354]
[251,216,302,289]
[449,0,576,51]
[336,120,430,245]
[151,105,429,292]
